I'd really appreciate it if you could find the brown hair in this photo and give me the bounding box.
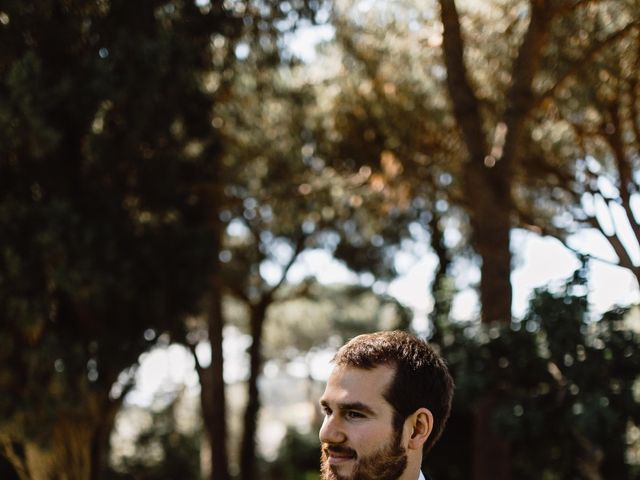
[333,330,454,453]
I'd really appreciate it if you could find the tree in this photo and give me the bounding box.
[263,280,413,358]
[434,2,640,479]
[186,39,414,477]
[0,1,239,478]
[322,0,640,313]
[432,265,640,479]
[316,3,640,476]
[512,1,640,286]
[264,427,321,480]
[435,0,640,324]
[106,391,201,480]
[164,3,336,478]
[206,59,319,480]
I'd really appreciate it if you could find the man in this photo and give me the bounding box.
[319,330,454,480]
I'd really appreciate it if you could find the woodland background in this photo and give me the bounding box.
[2,0,640,479]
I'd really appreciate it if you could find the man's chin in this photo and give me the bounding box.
[321,458,355,480]
[320,431,407,480]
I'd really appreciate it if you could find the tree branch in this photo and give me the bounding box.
[0,434,30,480]
[267,232,308,298]
[586,201,637,271]
[438,0,487,159]
[534,20,640,109]
[227,281,250,304]
[553,0,602,17]
[499,0,554,165]
[187,342,203,375]
[628,42,640,189]
[602,100,640,248]
[628,74,640,167]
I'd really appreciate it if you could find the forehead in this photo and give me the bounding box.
[321,364,396,409]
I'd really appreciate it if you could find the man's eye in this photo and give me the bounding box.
[346,411,364,419]
[322,407,332,416]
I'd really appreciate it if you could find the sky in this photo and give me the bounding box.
[285,229,639,323]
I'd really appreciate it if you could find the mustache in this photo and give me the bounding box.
[322,444,357,457]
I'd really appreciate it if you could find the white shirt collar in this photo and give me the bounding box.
[418,471,426,480]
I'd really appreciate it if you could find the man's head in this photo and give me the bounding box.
[319,330,454,480]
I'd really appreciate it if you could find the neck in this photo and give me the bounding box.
[399,458,422,480]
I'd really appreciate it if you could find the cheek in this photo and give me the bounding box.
[352,424,394,454]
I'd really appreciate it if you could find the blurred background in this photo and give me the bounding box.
[1,0,640,479]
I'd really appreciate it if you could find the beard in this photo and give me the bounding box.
[320,429,407,480]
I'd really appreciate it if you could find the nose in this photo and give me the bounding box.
[319,413,346,444]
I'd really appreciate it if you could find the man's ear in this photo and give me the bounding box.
[407,408,433,451]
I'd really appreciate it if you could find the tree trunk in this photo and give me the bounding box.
[428,209,455,336]
[2,393,121,480]
[465,160,513,480]
[465,159,513,325]
[438,2,517,478]
[197,171,231,480]
[90,399,121,480]
[202,272,230,480]
[438,1,556,475]
[239,300,269,480]
[472,395,511,480]
[2,419,93,480]
[437,0,514,326]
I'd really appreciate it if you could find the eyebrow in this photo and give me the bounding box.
[319,400,376,416]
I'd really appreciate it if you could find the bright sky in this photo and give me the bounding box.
[289,229,639,322]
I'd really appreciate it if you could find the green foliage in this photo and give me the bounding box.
[263,281,413,359]
[429,266,640,479]
[0,0,231,463]
[262,427,320,480]
[106,399,202,480]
